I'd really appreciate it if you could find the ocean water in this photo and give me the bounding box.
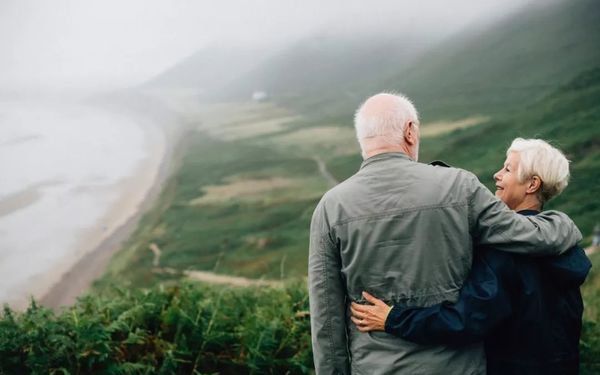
[0,99,154,306]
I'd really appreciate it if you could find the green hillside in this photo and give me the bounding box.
[209,34,433,113]
[322,66,600,236]
[146,0,599,126]
[96,0,600,288]
[420,66,600,236]
[94,65,599,299]
[392,0,600,121]
[212,0,600,124]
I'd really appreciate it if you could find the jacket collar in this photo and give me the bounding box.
[517,209,541,216]
[360,152,413,170]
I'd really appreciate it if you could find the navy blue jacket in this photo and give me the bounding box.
[384,210,591,375]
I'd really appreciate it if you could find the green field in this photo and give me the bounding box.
[96,104,333,289]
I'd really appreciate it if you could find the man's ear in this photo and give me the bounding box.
[527,176,542,194]
[404,121,417,146]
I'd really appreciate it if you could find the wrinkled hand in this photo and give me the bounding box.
[350,291,393,332]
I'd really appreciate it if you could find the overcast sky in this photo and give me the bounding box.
[0,0,549,91]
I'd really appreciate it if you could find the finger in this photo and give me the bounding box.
[350,316,362,326]
[351,302,369,313]
[351,315,374,329]
[353,318,372,332]
[362,291,384,306]
[358,323,373,332]
[350,306,368,320]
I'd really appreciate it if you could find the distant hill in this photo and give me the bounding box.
[390,0,600,120]
[208,34,434,110]
[143,45,272,95]
[145,33,437,119]
[285,0,600,122]
[145,0,599,124]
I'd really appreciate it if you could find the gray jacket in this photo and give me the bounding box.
[308,152,582,375]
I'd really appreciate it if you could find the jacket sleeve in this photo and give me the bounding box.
[542,245,592,287]
[308,200,350,375]
[384,250,514,346]
[465,172,581,255]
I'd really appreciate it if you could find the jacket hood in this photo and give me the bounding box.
[518,210,591,287]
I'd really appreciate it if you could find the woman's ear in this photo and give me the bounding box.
[527,176,542,194]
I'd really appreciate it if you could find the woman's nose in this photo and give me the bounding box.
[493,170,501,181]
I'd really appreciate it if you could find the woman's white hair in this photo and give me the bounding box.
[508,138,570,204]
[354,93,420,147]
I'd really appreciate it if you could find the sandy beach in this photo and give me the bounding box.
[32,112,179,310]
[36,118,178,310]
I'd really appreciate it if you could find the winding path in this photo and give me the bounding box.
[153,267,282,288]
[312,156,338,187]
[149,157,339,289]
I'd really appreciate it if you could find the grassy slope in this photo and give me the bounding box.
[97,124,327,288]
[209,34,435,122]
[98,66,599,296]
[327,67,600,236]
[364,0,600,122]
[265,0,600,124]
[423,67,600,236]
[99,0,600,286]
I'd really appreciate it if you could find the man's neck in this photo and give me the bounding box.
[363,144,412,160]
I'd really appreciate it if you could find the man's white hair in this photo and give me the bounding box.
[354,93,420,147]
[508,138,570,204]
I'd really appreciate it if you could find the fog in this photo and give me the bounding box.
[0,0,552,91]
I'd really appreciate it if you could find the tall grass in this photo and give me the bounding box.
[2,272,599,374]
[0,282,311,374]
[581,252,600,374]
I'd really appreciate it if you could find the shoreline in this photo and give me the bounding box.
[38,111,183,310]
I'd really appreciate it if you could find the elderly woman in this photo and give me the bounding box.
[351,138,591,375]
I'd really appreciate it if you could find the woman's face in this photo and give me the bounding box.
[493,151,530,210]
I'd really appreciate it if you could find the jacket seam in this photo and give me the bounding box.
[468,194,513,244]
[319,235,337,371]
[466,179,512,244]
[331,201,467,228]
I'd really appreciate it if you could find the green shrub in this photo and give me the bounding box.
[2,277,600,373]
[0,283,312,375]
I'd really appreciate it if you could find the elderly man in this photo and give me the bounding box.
[308,93,582,374]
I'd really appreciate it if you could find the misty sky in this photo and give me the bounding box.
[0,0,548,91]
